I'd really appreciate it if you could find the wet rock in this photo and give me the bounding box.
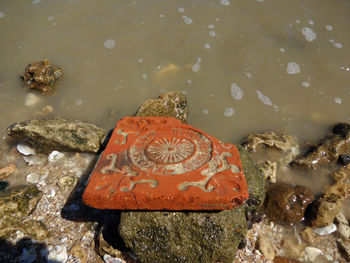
[257,236,275,260]
[119,207,247,263]
[263,182,314,224]
[0,185,43,238]
[335,212,350,239]
[307,182,348,227]
[338,154,350,165]
[332,164,350,182]
[242,132,298,153]
[259,160,277,183]
[304,246,322,262]
[48,245,68,262]
[273,257,303,263]
[338,239,350,262]
[291,123,350,169]
[0,163,16,179]
[7,117,106,153]
[98,229,123,259]
[300,227,324,245]
[136,91,189,123]
[237,145,266,214]
[57,175,78,192]
[21,59,63,94]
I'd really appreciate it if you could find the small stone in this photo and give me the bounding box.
[300,227,323,245]
[0,164,16,179]
[338,154,350,165]
[25,93,41,106]
[83,117,248,210]
[257,236,275,260]
[21,59,63,94]
[273,257,303,263]
[98,228,123,258]
[26,173,39,184]
[259,160,277,183]
[263,182,314,224]
[335,212,350,239]
[48,245,67,263]
[57,175,78,192]
[338,239,350,261]
[304,247,322,262]
[48,150,64,162]
[103,254,125,263]
[136,91,189,123]
[312,223,337,235]
[17,142,36,155]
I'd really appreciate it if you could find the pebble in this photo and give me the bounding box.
[230,83,243,100]
[338,154,350,165]
[257,236,275,260]
[25,93,41,106]
[26,173,39,184]
[304,246,322,262]
[104,39,116,49]
[335,212,350,239]
[103,254,125,263]
[17,142,36,155]
[286,62,300,74]
[312,223,337,235]
[0,164,16,178]
[48,151,64,162]
[48,245,68,263]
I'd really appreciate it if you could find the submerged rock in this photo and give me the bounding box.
[119,207,247,263]
[291,123,350,169]
[21,59,63,94]
[7,117,106,153]
[263,182,314,224]
[136,91,189,123]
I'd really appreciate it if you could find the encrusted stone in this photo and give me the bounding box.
[83,116,248,210]
[7,117,106,153]
[21,59,63,94]
[136,91,189,123]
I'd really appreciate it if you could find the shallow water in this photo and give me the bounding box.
[0,1,349,194]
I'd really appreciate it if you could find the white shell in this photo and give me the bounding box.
[17,143,35,156]
[103,254,125,263]
[312,223,337,235]
[305,246,322,262]
[26,173,39,184]
[48,151,64,162]
[48,245,67,263]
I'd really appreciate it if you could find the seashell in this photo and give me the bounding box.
[312,223,337,235]
[48,151,64,162]
[17,142,35,155]
[48,245,67,263]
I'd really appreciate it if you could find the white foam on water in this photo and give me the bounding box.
[280,48,285,52]
[334,97,342,104]
[104,39,115,49]
[183,16,192,24]
[302,81,311,87]
[208,24,215,29]
[220,0,231,6]
[256,90,273,106]
[246,72,252,78]
[230,83,243,100]
[0,12,4,18]
[301,27,317,42]
[177,7,184,13]
[334,42,342,48]
[204,43,211,50]
[142,73,148,79]
[224,107,235,117]
[308,20,314,25]
[325,25,333,31]
[138,58,143,63]
[48,16,54,21]
[286,62,300,74]
[192,57,202,73]
[329,39,335,43]
[187,79,192,84]
[32,0,41,4]
[209,31,216,37]
[75,99,83,106]
[202,109,209,114]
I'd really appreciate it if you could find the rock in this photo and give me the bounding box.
[119,207,247,263]
[291,123,350,169]
[332,164,350,182]
[48,245,68,263]
[273,257,303,263]
[237,145,266,214]
[0,185,43,238]
[338,154,350,165]
[312,223,337,235]
[335,212,350,239]
[304,246,322,262]
[263,182,314,224]
[257,236,275,260]
[21,58,63,94]
[259,160,277,183]
[98,229,123,258]
[300,227,324,245]
[338,239,350,262]
[0,164,16,179]
[7,117,106,153]
[136,91,189,123]
[242,132,298,153]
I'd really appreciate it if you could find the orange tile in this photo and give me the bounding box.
[83,117,248,210]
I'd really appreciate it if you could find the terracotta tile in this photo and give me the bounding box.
[83,117,248,210]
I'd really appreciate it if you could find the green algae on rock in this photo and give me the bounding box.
[7,117,106,153]
[119,207,247,263]
[136,91,189,123]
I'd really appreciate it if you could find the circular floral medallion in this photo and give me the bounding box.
[129,127,212,175]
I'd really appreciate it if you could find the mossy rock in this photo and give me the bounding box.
[119,207,246,263]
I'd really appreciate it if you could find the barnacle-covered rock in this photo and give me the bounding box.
[21,59,63,94]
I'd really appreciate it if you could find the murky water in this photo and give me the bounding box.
[0,1,350,193]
